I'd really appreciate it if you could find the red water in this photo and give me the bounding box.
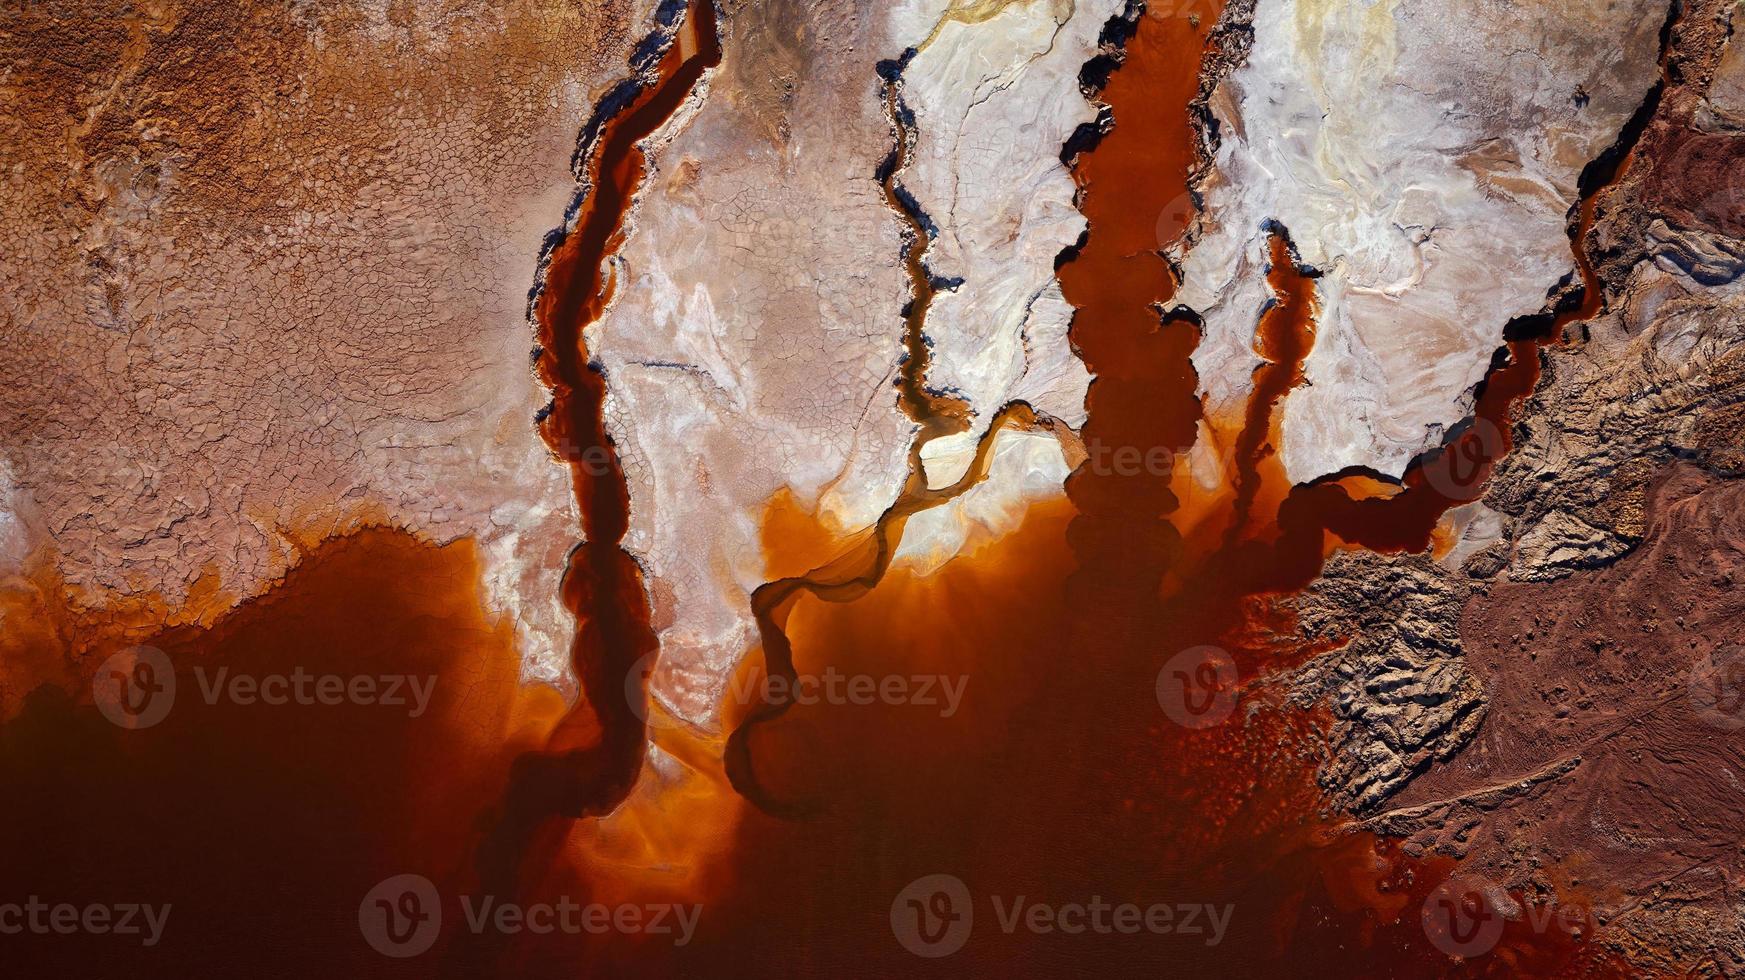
[1224,227,1320,545]
[724,45,1016,815]
[711,0,1644,974]
[0,530,552,977]
[3,4,728,977]
[458,2,727,969]
[878,61,974,441]
[524,0,721,812]
[707,4,1424,975]
[3,0,1671,976]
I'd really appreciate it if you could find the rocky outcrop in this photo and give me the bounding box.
[1507,512,1633,582]
[1292,2,1745,966]
[1291,551,1486,814]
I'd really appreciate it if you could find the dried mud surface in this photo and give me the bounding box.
[0,0,652,672]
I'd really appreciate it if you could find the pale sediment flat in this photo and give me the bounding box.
[1179,0,1669,482]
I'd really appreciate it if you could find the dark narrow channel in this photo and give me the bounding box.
[465,3,724,965]
[724,50,1024,815]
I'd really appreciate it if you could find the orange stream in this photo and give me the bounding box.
[0,0,1665,976]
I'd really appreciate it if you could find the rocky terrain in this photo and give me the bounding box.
[1286,2,1745,969]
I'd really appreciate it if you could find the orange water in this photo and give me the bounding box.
[4,0,1665,975]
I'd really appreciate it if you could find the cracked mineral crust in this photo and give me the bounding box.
[0,0,660,674]
[1180,0,1669,481]
[590,0,1118,723]
[10,0,1745,975]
